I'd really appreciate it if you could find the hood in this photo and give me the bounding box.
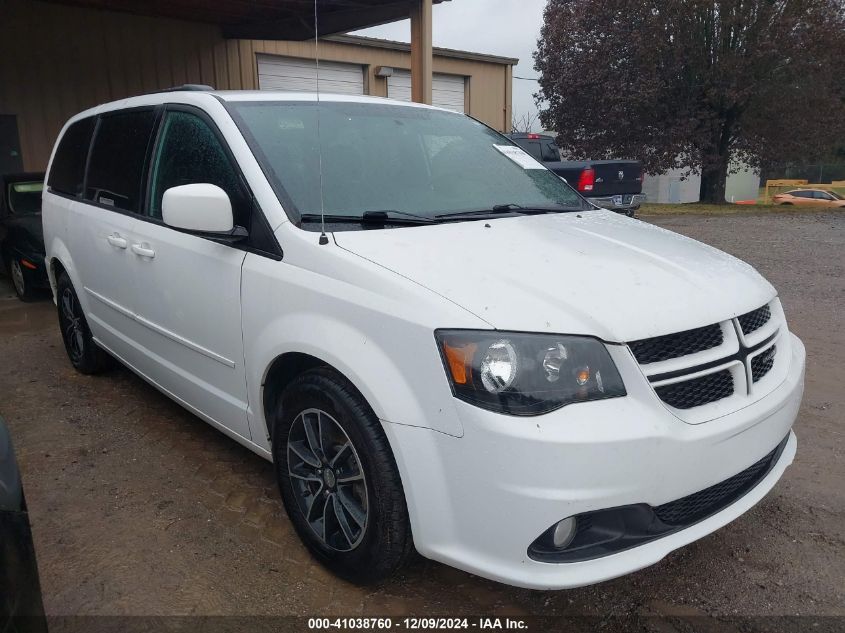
[333,210,775,342]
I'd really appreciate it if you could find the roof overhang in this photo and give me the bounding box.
[326,34,518,65]
[44,0,450,40]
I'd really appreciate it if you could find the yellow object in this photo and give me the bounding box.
[443,342,477,385]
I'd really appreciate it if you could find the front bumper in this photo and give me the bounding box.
[589,193,646,216]
[384,333,805,589]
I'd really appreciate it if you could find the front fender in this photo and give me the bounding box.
[240,235,490,448]
[245,309,464,447]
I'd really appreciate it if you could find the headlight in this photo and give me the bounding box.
[435,330,626,415]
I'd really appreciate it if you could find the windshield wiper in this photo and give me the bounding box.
[435,203,584,221]
[299,210,438,226]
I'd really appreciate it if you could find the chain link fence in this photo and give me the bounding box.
[761,164,845,184]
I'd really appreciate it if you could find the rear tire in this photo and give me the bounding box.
[7,255,37,302]
[272,367,414,585]
[56,271,112,374]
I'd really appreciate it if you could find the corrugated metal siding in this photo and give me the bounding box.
[0,0,229,171]
[257,55,364,94]
[1,0,512,171]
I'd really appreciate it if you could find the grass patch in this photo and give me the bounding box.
[638,203,833,216]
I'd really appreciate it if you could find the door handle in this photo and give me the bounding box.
[107,233,127,249]
[131,243,156,259]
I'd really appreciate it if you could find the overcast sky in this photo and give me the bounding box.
[353,0,547,130]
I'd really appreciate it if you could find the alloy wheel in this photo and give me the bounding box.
[287,408,369,551]
[60,288,85,363]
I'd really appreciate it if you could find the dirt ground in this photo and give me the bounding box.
[0,212,842,623]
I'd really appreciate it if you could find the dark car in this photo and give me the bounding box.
[0,417,47,631]
[1,172,48,301]
[508,133,645,216]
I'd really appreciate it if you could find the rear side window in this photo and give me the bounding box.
[48,117,95,196]
[85,110,156,213]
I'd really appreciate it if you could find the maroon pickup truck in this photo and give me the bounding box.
[508,133,645,216]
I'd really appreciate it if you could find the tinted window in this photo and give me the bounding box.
[48,117,95,196]
[149,111,249,226]
[524,141,543,161]
[85,110,156,212]
[791,191,809,198]
[510,137,544,161]
[541,142,559,162]
[813,190,832,200]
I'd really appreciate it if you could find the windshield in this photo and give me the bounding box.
[829,191,843,200]
[8,181,43,215]
[228,101,587,226]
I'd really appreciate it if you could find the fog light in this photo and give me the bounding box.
[552,517,577,549]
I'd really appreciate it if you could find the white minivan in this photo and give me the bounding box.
[43,88,804,590]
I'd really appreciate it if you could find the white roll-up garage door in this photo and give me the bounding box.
[387,70,467,112]
[257,54,364,95]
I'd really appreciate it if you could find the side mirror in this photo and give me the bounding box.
[162,184,246,240]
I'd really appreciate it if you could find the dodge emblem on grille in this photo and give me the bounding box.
[618,170,624,180]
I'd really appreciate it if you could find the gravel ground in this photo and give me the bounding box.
[0,212,842,625]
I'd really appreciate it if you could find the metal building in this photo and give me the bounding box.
[0,0,517,173]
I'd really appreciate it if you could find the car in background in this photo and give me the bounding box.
[507,133,645,216]
[0,416,47,630]
[772,189,845,207]
[1,172,49,301]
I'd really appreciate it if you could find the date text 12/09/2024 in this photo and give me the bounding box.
[308,618,528,630]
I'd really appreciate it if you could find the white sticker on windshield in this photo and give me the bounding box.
[493,144,546,170]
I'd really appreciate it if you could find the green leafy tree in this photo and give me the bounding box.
[535,0,845,203]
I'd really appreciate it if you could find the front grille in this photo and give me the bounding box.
[655,370,734,409]
[629,324,723,365]
[654,437,786,525]
[738,305,771,335]
[751,345,777,382]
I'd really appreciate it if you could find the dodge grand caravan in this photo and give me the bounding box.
[43,89,804,589]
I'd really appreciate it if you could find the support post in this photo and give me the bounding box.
[410,0,433,104]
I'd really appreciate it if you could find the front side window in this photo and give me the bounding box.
[814,190,833,200]
[85,110,156,213]
[148,111,249,227]
[48,117,95,196]
[228,102,586,228]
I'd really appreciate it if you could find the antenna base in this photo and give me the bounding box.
[319,234,329,245]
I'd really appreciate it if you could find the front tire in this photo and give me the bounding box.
[272,368,414,584]
[56,271,112,374]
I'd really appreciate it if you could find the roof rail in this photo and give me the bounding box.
[156,84,215,93]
